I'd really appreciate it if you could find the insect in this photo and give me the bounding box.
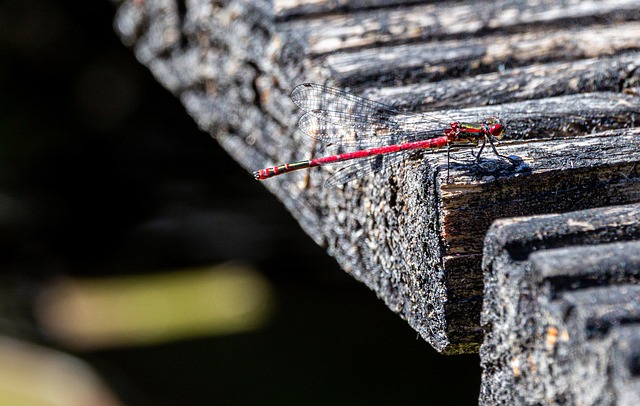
[254,83,514,187]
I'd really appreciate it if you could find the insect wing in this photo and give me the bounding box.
[323,150,411,188]
[291,83,401,126]
[298,113,404,148]
[293,84,452,147]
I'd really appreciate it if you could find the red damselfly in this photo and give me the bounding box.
[254,83,513,187]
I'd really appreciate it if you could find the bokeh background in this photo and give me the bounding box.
[0,1,480,404]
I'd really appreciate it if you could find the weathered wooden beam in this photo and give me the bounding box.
[113,0,640,353]
[479,204,640,404]
[278,0,640,56]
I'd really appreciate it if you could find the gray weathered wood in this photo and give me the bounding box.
[114,0,640,353]
[480,204,640,405]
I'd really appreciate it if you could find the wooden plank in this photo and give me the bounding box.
[479,204,640,404]
[365,53,640,110]
[315,23,640,87]
[279,0,640,55]
[273,0,423,18]
[114,0,640,353]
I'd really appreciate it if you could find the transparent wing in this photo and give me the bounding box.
[298,112,402,148]
[291,83,454,147]
[291,83,402,125]
[298,113,443,148]
[322,150,415,188]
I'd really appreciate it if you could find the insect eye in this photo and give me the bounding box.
[490,123,504,138]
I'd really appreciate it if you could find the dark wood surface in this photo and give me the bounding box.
[114,0,640,353]
[480,203,640,405]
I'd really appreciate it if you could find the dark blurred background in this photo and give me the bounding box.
[0,1,480,404]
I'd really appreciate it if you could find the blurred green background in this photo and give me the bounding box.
[0,1,480,404]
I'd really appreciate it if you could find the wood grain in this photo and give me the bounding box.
[480,204,640,404]
[114,0,640,354]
